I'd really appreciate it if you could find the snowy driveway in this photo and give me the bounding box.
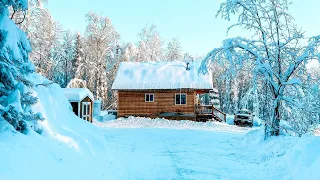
[97,118,262,179]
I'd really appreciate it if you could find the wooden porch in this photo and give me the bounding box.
[195,105,226,122]
[148,105,226,122]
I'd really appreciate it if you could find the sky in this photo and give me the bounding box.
[47,0,320,57]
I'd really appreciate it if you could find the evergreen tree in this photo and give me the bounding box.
[166,38,182,61]
[0,1,43,133]
[73,33,84,79]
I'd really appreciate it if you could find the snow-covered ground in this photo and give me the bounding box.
[0,74,320,180]
[96,118,320,179]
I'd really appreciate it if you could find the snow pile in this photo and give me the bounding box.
[94,110,116,122]
[226,114,235,125]
[281,135,320,179]
[241,127,265,146]
[112,60,214,90]
[62,88,94,101]
[258,135,320,180]
[0,74,110,180]
[97,116,252,133]
[239,128,320,179]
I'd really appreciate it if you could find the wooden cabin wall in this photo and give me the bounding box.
[117,90,195,117]
[80,96,93,122]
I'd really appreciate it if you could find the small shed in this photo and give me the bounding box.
[63,88,94,123]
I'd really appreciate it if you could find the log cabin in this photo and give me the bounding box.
[112,60,226,122]
[63,88,94,123]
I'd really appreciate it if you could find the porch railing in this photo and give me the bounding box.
[212,106,226,122]
[195,105,226,122]
[195,105,213,115]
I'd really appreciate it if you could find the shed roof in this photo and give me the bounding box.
[62,88,94,102]
[112,60,214,90]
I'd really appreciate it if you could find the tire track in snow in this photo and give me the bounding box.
[160,135,185,179]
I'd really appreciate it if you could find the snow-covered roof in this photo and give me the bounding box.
[62,88,94,102]
[112,60,214,90]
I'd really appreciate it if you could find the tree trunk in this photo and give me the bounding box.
[272,100,280,136]
[265,95,281,138]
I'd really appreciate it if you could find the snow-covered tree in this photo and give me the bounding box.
[200,0,320,136]
[121,42,139,62]
[11,0,61,80]
[166,38,182,61]
[73,33,84,78]
[10,0,48,32]
[137,25,164,61]
[53,30,76,87]
[84,12,119,104]
[67,33,87,89]
[0,0,43,132]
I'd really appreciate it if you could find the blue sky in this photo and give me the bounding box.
[47,0,320,56]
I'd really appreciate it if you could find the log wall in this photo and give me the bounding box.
[117,90,195,118]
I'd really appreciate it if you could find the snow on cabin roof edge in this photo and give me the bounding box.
[111,60,216,91]
[62,88,94,102]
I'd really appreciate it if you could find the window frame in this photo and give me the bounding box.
[145,93,154,102]
[175,93,187,105]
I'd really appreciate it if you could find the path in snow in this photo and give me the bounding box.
[97,119,263,179]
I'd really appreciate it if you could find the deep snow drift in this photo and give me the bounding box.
[0,75,320,179]
[0,74,110,180]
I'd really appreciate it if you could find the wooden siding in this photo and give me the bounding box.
[117,90,196,118]
[80,96,93,123]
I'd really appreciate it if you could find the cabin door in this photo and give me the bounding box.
[82,102,91,121]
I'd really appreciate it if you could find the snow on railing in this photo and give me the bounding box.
[195,105,226,122]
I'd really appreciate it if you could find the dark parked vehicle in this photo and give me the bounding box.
[234,109,254,127]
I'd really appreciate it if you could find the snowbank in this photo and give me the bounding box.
[282,135,320,179]
[0,74,110,180]
[239,127,320,180]
[96,116,252,133]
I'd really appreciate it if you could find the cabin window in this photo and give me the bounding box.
[175,94,187,105]
[82,102,91,121]
[145,94,154,102]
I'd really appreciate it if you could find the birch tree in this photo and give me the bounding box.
[84,12,119,104]
[200,0,320,137]
[137,25,164,61]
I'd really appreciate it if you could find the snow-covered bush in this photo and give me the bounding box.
[0,1,43,132]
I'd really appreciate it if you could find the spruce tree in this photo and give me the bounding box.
[0,0,43,133]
